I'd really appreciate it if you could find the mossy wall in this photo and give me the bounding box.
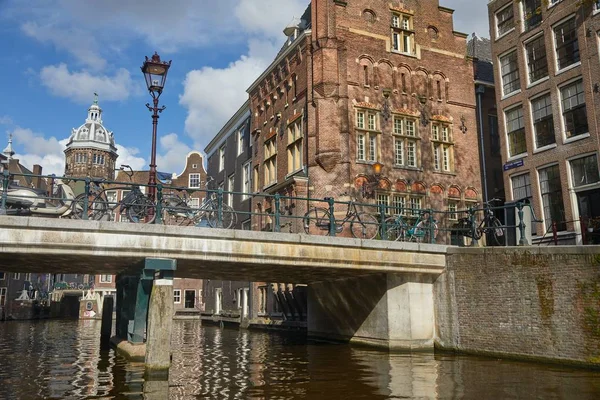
[435,247,600,367]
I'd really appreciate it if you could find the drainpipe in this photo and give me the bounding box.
[476,84,489,204]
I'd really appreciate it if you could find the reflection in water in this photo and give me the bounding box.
[1,320,600,399]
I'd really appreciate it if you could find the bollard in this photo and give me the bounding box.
[517,202,528,246]
[274,194,281,232]
[155,183,163,225]
[100,296,114,349]
[327,197,336,236]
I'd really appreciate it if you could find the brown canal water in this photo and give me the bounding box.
[0,319,599,399]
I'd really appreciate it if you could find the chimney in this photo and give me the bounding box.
[33,164,43,189]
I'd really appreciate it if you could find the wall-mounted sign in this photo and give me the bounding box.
[503,159,524,171]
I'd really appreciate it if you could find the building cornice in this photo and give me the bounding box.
[204,100,250,156]
[246,30,312,95]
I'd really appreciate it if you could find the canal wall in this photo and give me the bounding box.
[435,246,600,367]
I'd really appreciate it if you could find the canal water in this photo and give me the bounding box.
[0,320,599,399]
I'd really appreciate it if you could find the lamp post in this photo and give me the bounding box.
[141,52,172,208]
[361,161,384,199]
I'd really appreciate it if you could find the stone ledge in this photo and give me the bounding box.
[110,337,145,362]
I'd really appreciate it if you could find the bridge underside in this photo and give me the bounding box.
[0,216,446,283]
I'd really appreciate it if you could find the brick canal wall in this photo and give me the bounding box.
[435,247,600,367]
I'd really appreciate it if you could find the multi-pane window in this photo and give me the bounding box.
[391,13,414,54]
[539,164,565,231]
[393,116,418,168]
[219,146,225,171]
[561,79,588,139]
[500,50,520,95]
[24,273,31,282]
[531,94,555,148]
[525,35,548,83]
[432,123,454,172]
[13,273,20,280]
[356,110,379,162]
[287,120,303,173]
[522,0,542,31]
[189,173,200,188]
[242,161,251,200]
[188,198,200,208]
[448,201,458,220]
[264,138,277,186]
[392,195,405,215]
[75,154,87,164]
[512,174,532,201]
[227,174,235,207]
[496,4,515,37]
[409,197,422,216]
[100,275,112,283]
[377,194,390,214]
[554,18,580,71]
[0,272,5,280]
[173,289,181,304]
[506,106,526,157]
[0,287,6,307]
[570,154,600,188]
[93,154,105,165]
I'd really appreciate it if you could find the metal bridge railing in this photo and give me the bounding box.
[1,170,544,246]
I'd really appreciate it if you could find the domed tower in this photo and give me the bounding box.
[64,94,118,180]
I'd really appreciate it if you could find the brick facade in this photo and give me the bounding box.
[437,247,600,367]
[246,0,482,241]
[488,0,600,244]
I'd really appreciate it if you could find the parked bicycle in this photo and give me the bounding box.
[384,210,439,243]
[303,197,379,239]
[160,176,236,229]
[71,165,156,223]
[455,198,505,246]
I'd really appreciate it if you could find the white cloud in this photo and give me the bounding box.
[115,144,147,171]
[156,133,193,174]
[0,116,13,125]
[234,0,308,39]
[40,64,139,104]
[7,126,147,176]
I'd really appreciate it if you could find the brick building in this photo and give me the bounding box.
[247,0,482,241]
[488,0,600,244]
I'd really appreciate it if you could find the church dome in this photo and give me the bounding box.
[66,95,117,153]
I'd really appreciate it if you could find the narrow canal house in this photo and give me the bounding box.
[203,100,308,326]
[246,0,483,242]
[488,0,600,244]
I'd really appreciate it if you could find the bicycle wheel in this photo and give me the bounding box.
[383,216,407,241]
[303,207,331,236]
[71,193,107,220]
[126,196,156,224]
[208,204,236,229]
[485,217,505,246]
[350,212,379,239]
[160,197,193,225]
[415,221,439,243]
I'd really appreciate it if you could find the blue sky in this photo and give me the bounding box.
[0,0,488,176]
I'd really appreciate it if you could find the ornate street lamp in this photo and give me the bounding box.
[141,52,172,210]
[361,161,384,199]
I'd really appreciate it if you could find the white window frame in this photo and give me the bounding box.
[504,104,527,159]
[558,77,589,142]
[499,49,521,97]
[227,174,235,207]
[24,273,31,281]
[552,16,580,74]
[99,275,112,283]
[511,173,532,202]
[189,173,200,188]
[495,3,515,39]
[0,287,6,307]
[0,272,5,280]
[13,273,20,280]
[219,145,226,171]
[391,12,414,54]
[530,92,555,150]
[237,129,244,156]
[242,161,251,200]
[173,289,181,304]
[568,152,600,190]
[524,33,548,86]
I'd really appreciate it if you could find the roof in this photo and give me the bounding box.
[474,59,494,84]
[467,34,492,62]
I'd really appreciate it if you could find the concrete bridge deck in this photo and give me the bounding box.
[0,216,446,282]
